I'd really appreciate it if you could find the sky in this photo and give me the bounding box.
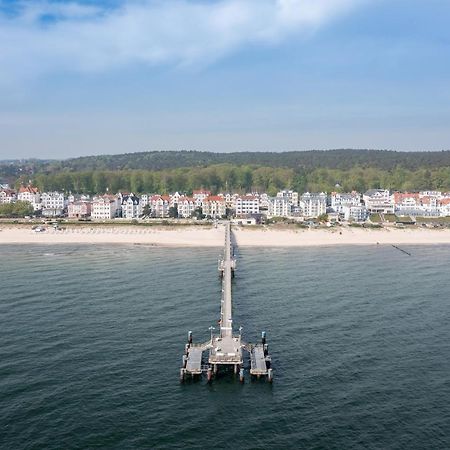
[0,0,449,159]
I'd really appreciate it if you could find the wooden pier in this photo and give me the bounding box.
[180,222,272,383]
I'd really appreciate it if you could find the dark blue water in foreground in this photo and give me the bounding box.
[1,243,450,449]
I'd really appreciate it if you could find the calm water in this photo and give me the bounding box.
[1,243,450,449]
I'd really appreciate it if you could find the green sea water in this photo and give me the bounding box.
[1,243,450,449]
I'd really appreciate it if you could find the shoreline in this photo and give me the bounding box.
[2,225,450,247]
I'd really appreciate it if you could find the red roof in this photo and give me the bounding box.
[204,195,225,202]
[19,185,39,194]
[393,192,420,203]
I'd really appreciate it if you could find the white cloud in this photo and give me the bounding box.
[0,0,367,82]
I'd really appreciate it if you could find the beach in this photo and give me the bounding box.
[1,224,450,247]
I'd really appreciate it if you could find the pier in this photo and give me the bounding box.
[180,222,272,383]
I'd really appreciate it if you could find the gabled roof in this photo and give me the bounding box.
[19,185,39,194]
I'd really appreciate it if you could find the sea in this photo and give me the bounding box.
[1,243,450,450]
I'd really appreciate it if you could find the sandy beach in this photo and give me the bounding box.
[1,224,450,247]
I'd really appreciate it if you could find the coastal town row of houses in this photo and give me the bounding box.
[3,185,450,221]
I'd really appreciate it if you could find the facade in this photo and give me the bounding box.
[346,205,369,222]
[17,185,41,210]
[300,192,327,218]
[68,201,92,219]
[41,192,65,209]
[170,192,183,207]
[392,192,443,217]
[0,189,16,204]
[150,195,170,218]
[363,189,394,213]
[121,194,141,219]
[235,195,260,215]
[92,195,119,220]
[277,190,299,207]
[268,197,291,217]
[330,192,361,213]
[202,196,226,218]
[177,197,196,218]
[193,190,211,207]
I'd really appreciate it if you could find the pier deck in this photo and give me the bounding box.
[250,345,269,376]
[181,222,272,383]
[185,347,203,374]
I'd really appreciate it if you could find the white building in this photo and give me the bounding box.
[277,190,299,207]
[346,205,369,222]
[121,194,141,219]
[67,194,90,203]
[330,192,361,213]
[300,192,327,218]
[268,197,291,217]
[17,185,41,210]
[0,189,16,204]
[177,197,196,218]
[363,189,394,213]
[193,190,211,207]
[202,196,226,218]
[92,195,120,220]
[170,192,183,207]
[150,195,170,218]
[41,192,65,209]
[235,195,260,215]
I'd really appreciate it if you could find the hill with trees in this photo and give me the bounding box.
[1,149,450,194]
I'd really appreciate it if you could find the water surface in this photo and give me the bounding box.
[1,244,450,449]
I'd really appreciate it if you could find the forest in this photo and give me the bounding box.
[10,164,450,195]
[2,149,450,194]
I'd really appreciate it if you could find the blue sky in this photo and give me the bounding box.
[0,0,449,159]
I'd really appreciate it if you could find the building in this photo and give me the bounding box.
[363,189,394,213]
[277,190,299,207]
[392,192,422,216]
[193,190,211,207]
[68,201,92,219]
[300,192,327,218]
[67,194,90,203]
[177,197,196,218]
[202,195,226,218]
[440,198,450,217]
[17,185,41,210]
[0,189,16,204]
[330,192,361,213]
[346,205,369,222]
[41,192,65,209]
[392,192,441,217]
[268,197,291,217]
[150,195,170,218]
[121,194,141,219]
[235,195,260,216]
[92,195,120,220]
[170,192,183,207]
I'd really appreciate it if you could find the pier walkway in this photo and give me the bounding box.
[180,222,272,383]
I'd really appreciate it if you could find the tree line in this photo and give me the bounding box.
[13,164,450,195]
